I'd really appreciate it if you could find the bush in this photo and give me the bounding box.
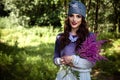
[0,27,120,80]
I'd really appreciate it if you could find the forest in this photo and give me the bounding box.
[0,0,120,80]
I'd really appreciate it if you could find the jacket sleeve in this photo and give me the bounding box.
[72,55,94,69]
[53,34,61,65]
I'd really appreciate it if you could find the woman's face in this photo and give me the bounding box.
[68,14,82,30]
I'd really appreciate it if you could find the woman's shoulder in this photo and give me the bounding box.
[88,32,96,41]
[88,32,95,36]
[56,33,63,39]
[88,32,95,37]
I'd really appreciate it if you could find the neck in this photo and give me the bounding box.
[71,28,78,35]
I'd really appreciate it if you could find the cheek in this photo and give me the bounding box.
[68,18,72,23]
[69,19,73,26]
[78,19,82,24]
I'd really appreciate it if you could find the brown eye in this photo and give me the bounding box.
[69,14,73,17]
[77,15,82,18]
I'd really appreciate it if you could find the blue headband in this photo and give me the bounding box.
[68,0,86,18]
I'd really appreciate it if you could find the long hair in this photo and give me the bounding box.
[59,16,89,51]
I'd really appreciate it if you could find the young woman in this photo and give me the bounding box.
[53,0,95,80]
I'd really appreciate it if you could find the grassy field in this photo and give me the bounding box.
[0,26,120,80]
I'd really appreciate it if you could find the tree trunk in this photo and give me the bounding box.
[64,0,68,16]
[112,0,119,33]
[86,0,91,15]
[112,4,117,32]
[118,17,120,33]
[94,0,99,32]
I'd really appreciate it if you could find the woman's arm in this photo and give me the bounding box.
[61,55,94,69]
[53,34,62,65]
[71,55,94,69]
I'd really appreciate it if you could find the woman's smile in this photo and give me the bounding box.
[71,22,77,25]
[69,14,82,29]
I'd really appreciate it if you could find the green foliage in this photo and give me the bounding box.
[0,27,59,80]
[0,17,17,28]
[0,27,120,80]
[1,0,119,33]
[91,33,120,79]
[1,0,64,27]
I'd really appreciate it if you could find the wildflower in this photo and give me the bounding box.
[76,33,107,64]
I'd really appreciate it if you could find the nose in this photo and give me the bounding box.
[73,16,77,21]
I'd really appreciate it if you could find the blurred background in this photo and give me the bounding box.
[0,0,120,80]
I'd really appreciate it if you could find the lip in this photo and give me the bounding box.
[72,22,77,25]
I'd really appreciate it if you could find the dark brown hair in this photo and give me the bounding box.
[59,16,89,51]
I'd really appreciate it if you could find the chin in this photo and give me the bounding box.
[71,25,79,29]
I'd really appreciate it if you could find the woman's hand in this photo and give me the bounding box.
[60,55,73,66]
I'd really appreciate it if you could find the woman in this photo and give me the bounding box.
[53,0,95,80]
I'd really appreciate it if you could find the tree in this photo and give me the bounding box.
[0,1,10,17]
[111,0,120,33]
[94,0,99,32]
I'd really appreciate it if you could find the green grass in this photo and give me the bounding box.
[0,26,60,80]
[0,26,120,80]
